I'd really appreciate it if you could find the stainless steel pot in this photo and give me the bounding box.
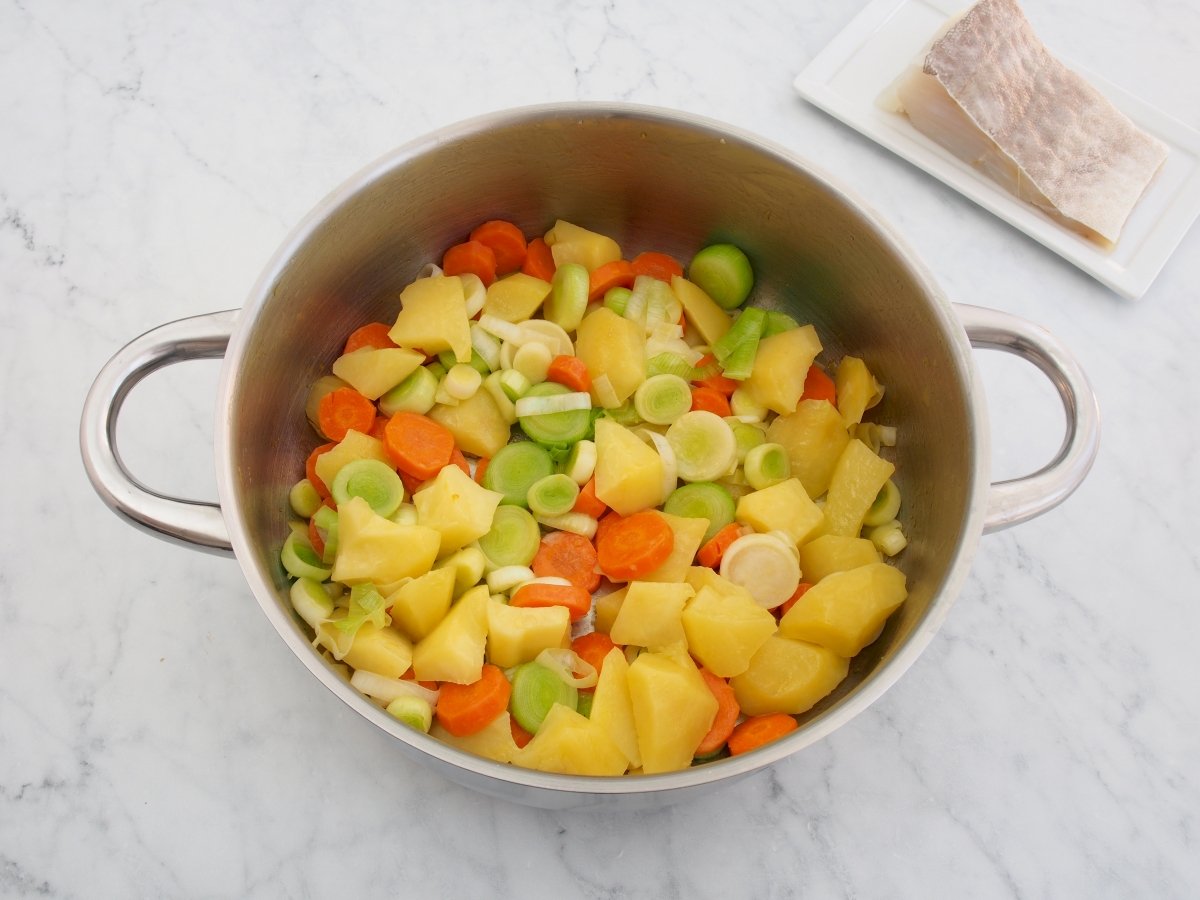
[80,103,1099,810]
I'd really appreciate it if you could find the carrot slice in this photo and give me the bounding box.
[470,220,527,275]
[692,353,739,396]
[522,237,555,281]
[532,531,601,592]
[305,442,337,499]
[690,386,731,417]
[397,467,426,496]
[695,669,740,756]
[473,456,490,487]
[510,582,593,622]
[571,631,617,680]
[442,240,498,286]
[593,509,624,547]
[572,477,608,519]
[587,260,636,302]
[368,415,390,441]
[596,510,674,581]
[777,582,813,619]
[383,411,456,480]
[630,251,683,282]
[546,355,592,393]
[449,446,471,477]
[307,515,326,560]
[727,713,799,756]
[318,387,376,442]
[434,664,512,737]
[343,322,398,354]
[510,716,534,748]
[696,522,744,570]
[801,364,837,405]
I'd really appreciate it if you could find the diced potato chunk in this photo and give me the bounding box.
[485,600,571,668]
[639,513,709,583]
[835,357,883,427]
[593,587,627,635]
[627,650,717,774]
[670,276,731,347]
[609,581,694,649]
[429,389,511,459]
[388,566,456,641]
[681,585,778,677]
[766,400,851,499]
[483,273,552,322]
[796,535,880,584]
[735,478,823,546]
[388,275,472,363]
[743,326,822,415]
[432,710,520,764]
[684,566,755,602]
[341,623,413,679]
[331,347,424,400]
[413,465,503,556]
[313,430,391,490]
[731,635,848,716]
[575,307,646,406]
[589,648,641,768]
[594,418,665,516]
[511,704,628,776]
[333,496,441,585]
[411,585,489,684]
[778,562,907,656]
[544,219,622,272]
[821,440,895,537]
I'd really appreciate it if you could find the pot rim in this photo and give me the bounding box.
[215,101,988,799]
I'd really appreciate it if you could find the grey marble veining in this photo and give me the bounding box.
[3,0,1199,897]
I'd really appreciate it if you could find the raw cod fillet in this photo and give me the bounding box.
[890,0,1168,247]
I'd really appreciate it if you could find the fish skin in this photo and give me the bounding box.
[918,0,1167,245]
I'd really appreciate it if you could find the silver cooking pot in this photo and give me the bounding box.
[80,103,1099,810]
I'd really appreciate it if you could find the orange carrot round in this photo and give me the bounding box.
[727,713,799,756]
[400,666,438,691]
[571,631,617,680]
[692,353,739,396]
[305,442,337,499]
[801,364,836,405]
[630,251,683,282]
[343,322,397,354]
[546,355,592,393]
[368,415,390,441]
[434,664,512,737]
[690,386,732,417]
[318,387,376,442]
[532,531,601,592]
[510,582,593,622]
[470,220,527,275]
[510,716,534,748]
[696,522,744,570]
[442,240,498,286]
[522,236,556,281]
[449,446,471,477]
[572,477,608,519]
[596,510,674,581]
[695,669,741,756]
[587,260,636,301]
[383,411,456,480]
[307,515,326,560]
[473,456,490,486]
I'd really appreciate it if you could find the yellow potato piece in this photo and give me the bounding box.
[778,562,907,657]
[432,710,520,764]
[388,275,472,363]
[742,326,822,415]
[575,307,646,406]
[609,581,693,649]
[482,272,552,322]
[485,600,570,669]
[387,566,456,641]
[589,648,641,769]
[429,389,512,459]
[796,534,880,584]
[627,650,717,774]
[820,440,895,537]
[410,585,489,684]
[544,219,622,272]
[766,400,852,500]
[639,513,709,583]
[512,704,628,776]
[594,418,665,517]
[731,635,848,717]
[735,478,823,546]
[412,465,503,556]
[681,585,778,678]
[331,347,424,401]
[333,497,441,586]
[670,276,731,347]
[341,624,413,680]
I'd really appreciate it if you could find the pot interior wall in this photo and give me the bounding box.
[228,107,977,726]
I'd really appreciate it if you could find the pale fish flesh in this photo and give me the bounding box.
[889,0,1168,247]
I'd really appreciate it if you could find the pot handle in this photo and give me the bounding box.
[954,303,1100,534]
[79,310,238,555]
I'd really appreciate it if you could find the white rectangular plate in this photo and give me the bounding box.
[794,0,1200,298]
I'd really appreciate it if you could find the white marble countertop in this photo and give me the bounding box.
[4,0,1198,896]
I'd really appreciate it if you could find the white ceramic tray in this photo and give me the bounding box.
[794,0,1200,298]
